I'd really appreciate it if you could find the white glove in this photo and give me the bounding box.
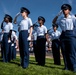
[57,10,63,16]
[8,40,11,43]
[15,46,17,48]
[27,36,31,41]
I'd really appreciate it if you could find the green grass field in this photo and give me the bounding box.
[0,56,76,75]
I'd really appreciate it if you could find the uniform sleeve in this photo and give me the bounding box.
[72,16,76,27]
[28,18,33,28]
[9,23,13,30]
[59,31,61,36]
[44,26,47,34]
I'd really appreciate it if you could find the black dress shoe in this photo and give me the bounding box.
[63,67,68,70]
[22,67,27,69]
[18,64,22,66]
[54,63,61,65]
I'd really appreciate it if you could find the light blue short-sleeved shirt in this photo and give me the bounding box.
[56,14,76,31]
[3,22,13,33]
[32,30,37,41]
[19,17,33,31]
[37,25,47,36]
[51,30,61,40]
[32,26,38,40]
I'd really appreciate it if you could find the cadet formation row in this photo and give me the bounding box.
[0,4,76,72]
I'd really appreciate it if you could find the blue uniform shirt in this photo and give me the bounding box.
[19,17,33,31]
[3,22,13,33]
[32,30,37,41]
[37,25,47,36]
[32,25,38,41]
[56,14,76,31]
[51,30,61,40]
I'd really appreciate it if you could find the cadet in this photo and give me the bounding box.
[32,24,38,62]
[11,30,18,60]
[14,7,33,69]
[52,4,76,72]
[1,14,13,62]
[36,16,47,66]
[51,24,61,65]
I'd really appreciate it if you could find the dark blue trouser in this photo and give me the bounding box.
[3,33,9,62]
[52,39,61,65]
[8,42,12,62]
[60,30,76,70]
[33,41,37,62]
[11,43,16,60]
[19,30,29,68]
[36,36,46,66]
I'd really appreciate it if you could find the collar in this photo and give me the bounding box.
[63,14,72,19]
[39,25,44,27]
[23,17,28,20]
[53,30,58,32]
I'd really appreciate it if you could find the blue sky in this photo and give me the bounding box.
[0,0,76,32]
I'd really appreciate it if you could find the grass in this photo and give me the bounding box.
[0,56,76,75]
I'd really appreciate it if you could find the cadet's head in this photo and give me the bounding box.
[38,16,45,25]
[20,7,30,17]
[52,24,58,31]
[4,14,12,23]
[61,4,72,15]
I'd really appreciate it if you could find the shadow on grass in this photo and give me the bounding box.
[0,57,3,62]
[29,59,63,70]
[44,65,63,70]
[10,61,20,66]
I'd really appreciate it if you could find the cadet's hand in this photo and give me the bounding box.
[57,10,63,17]
[16,12,20,17]
[52,10,62,24]
[27,36,31,41]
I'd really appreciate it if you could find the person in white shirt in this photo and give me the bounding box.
[51,24,61,65]
[14,7,33,69]
[11,30,18,60]
[52,4,76,72]
[36,16,47,66]
[32,24,38,62]
[1,14,13,62]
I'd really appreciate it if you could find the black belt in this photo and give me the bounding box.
[62,30,73,32]
[20,30,28,32]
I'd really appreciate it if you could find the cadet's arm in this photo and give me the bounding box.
[13,16,18,24]
[29,26,33,37]
[1,20,4,29]
[13,12,20,24]
[52,10,62,24]
[52,16,58,24]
